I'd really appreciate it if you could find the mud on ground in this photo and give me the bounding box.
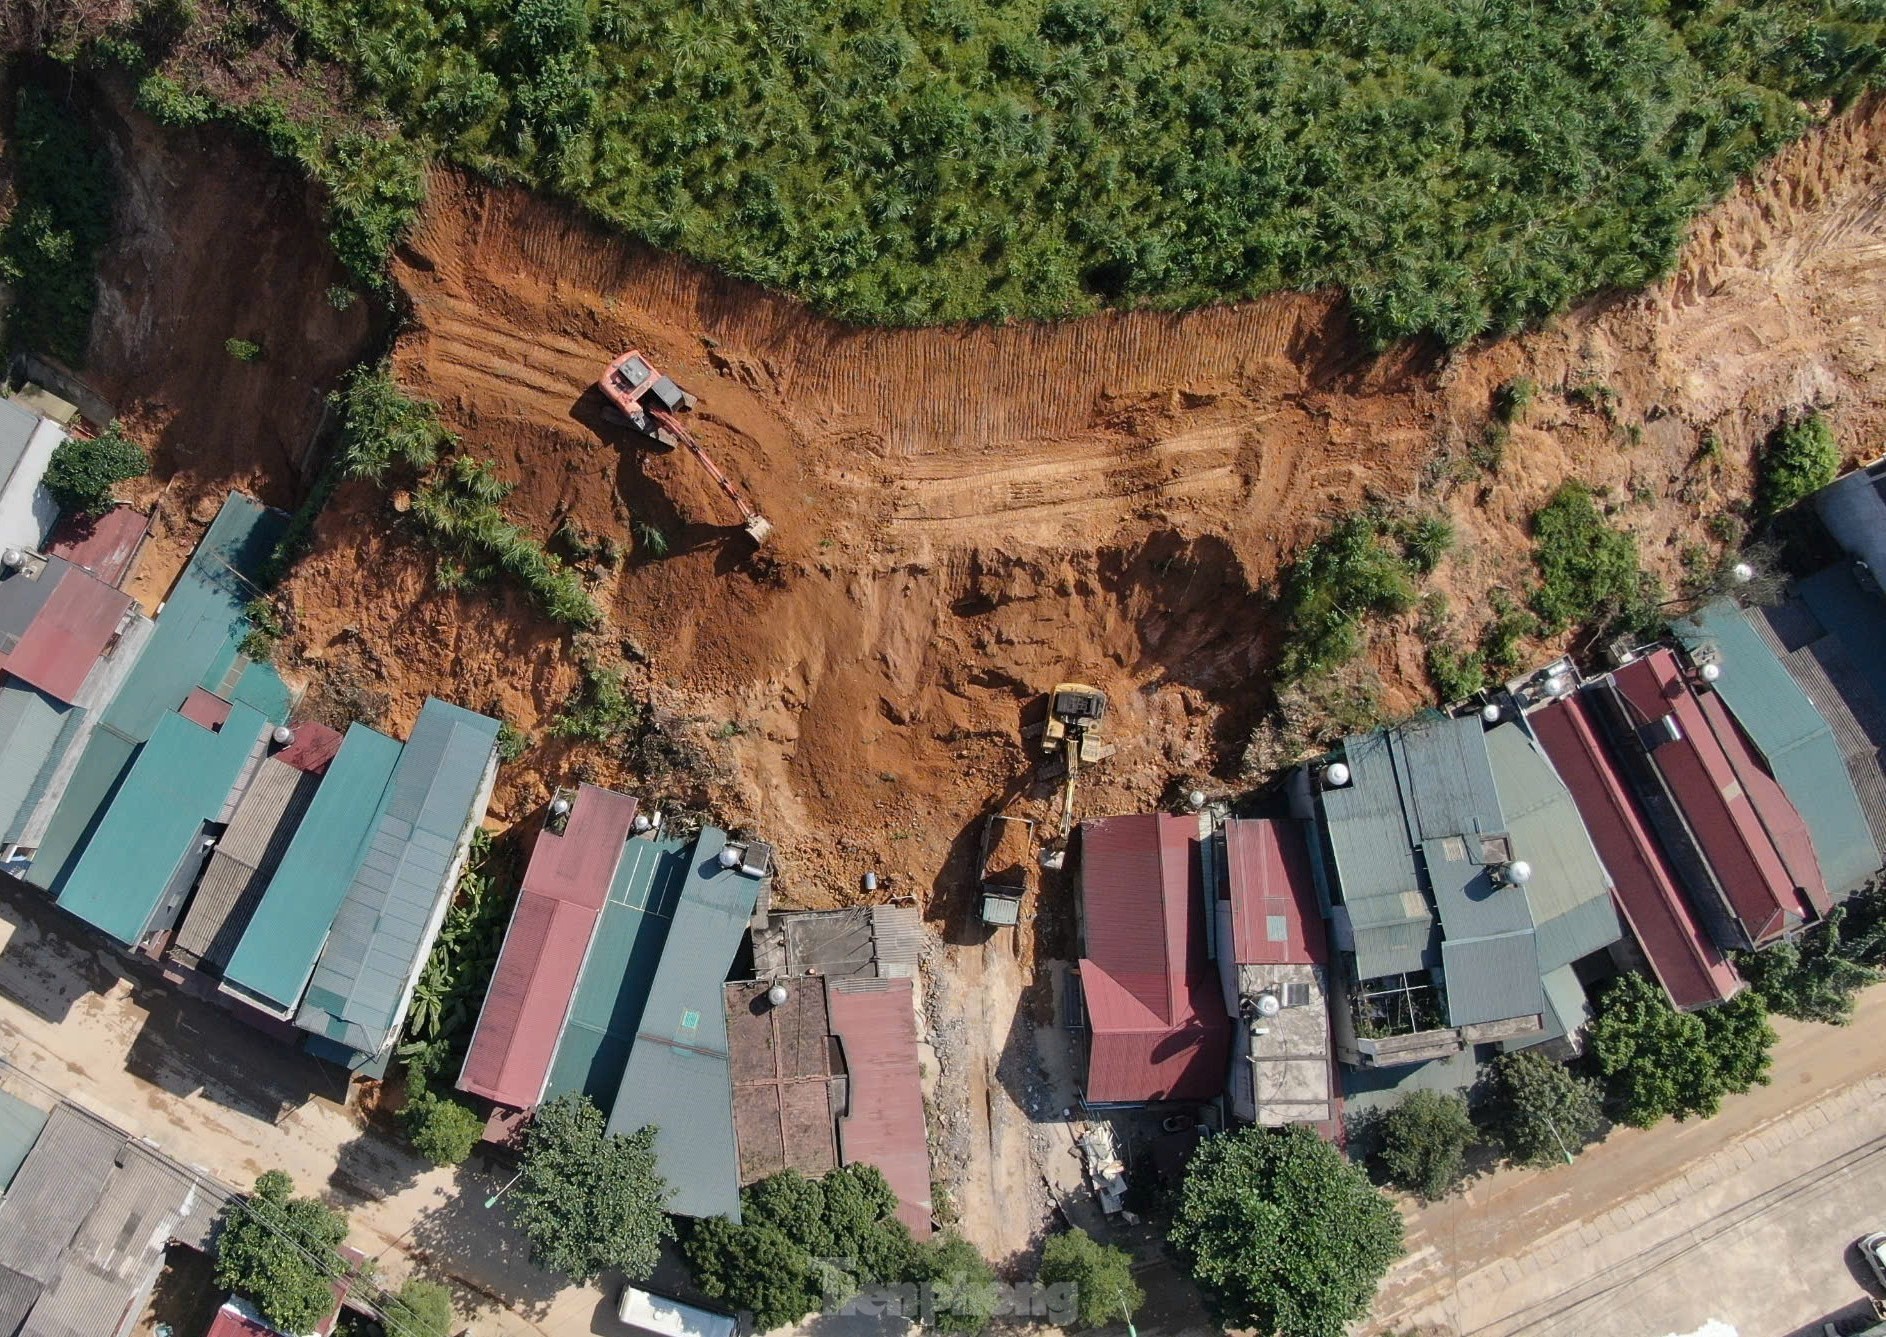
[59,83,1886,1264]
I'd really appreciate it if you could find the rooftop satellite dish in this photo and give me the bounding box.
[632,813,652,832]
[271,725,295,747]
[1699,661,1722,682]
[1480,702,1503,724]
[767,982,789,1007]
[1507,860,1533,885]
[1325,762,1352,788]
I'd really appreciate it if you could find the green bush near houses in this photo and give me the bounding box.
[1735,905,1884,1026]
[548,658,640,743]
[338,364,455,482]
[213,1172,352,1336]
[1756,412,1840,519]
[1589,973,1777,1128]
[1483,1050,1606,1168]
[400,1092,484,1166]
[1529,482,1659,638]
[510,1093,673,1284]
[1375,1090,1477,1201]
[1276,515,1420,683]
[1038,1227,1144,1329]
[40,422,148,518]
[410,456,601,627]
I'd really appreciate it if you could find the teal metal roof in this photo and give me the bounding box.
[1323,732,1432,978]
[1391,714,1505,845]
[0,683,72,839]
[25,494,289,890]
[220,724,404,1014]
[605,827,760,1220]
[55,704,267,945]
[0,1090,47,1193]
[544,836,688,1105]
[1674,599,1878,896]
[296,698,500,1058]
[1485,723,1623,972]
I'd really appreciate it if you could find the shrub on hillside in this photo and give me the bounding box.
[0,84,115,365]
[41,422,147,518]
[1757,413,1840,519]
[1277,515,1419,682]
[1529,483,1658,636]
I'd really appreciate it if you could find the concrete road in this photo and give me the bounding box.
[1388,1075,1886,1336]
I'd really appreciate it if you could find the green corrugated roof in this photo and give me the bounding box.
[0,683,72,840]
[220,724,404,1013]
[55,704,267,945]
[1485,723,1623,972]
[26,494,288,891]
[0,1090,47,1194]
[544,836,687,1106]
[1675,599,1878,896]
[1323,732,1433,978]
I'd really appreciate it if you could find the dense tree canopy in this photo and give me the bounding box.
[1375,1089,1476,1200]
[213,1172,351,1335]
[89,0,1886,343]
[1590,973,1777,1127]
[400,1092,484,1166]
[41,422,148,519]
[1169,1125,1403,1337]
[1038,1227,1143,1329]
[1757,412,1842,519]
[1484,1050,1606,1168]
[509,1093,672,1283]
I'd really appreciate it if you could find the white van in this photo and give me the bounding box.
[616,1284,739,1337]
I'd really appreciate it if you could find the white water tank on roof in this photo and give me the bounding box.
[1325,762,1352,788]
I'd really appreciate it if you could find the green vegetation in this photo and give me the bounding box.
[1374,1090,1476,1201]
[0,85,115,364]
[225,337,264,362]
[411,456,602,627]
[1735,904,1884,1026]
[905,1233,1001,1334]
[634,521,670,559]
[1528,482,1658,637]
[239,597,288,663]
[386,1278,456,1337]
[1038,1227,1144,1329]
[339,364,455,482]
[1756,411,1840,519]
[1483,1050,1605,1168]
[1589,973,1776,1128]
[91,0,1867,344]
[1425,641,1485,704]
[1170,1124,1403,1337]
[495,720,532,763]
[1492,377,1536,424]
[510,1093,673,1284]
[213,1171,352,1335]
[40,422,148,518]
[1276,515,1420,682]
[403,831,514,1073]
[400,1092,484,1166]
[549,657,640,742]
[1396,514,1454,574]
[685,1165,942,1330]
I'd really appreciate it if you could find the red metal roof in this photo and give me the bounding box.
[1613,650,1816,945]
[826,976,933,1239]
[1530,694,1741,1010]
[1224,818,1327,967]
[45,505,148,588]
[179,687,233,731]
[1693,688,1833,918]
[458,785,639,1108]
[274,721,344,775]
[1078,814,1231,1104]
[0,562,130,703]
[205,1302,280,1337]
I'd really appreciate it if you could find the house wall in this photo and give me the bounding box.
[0,418,64,552]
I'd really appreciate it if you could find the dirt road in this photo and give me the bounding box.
[1371,985,1886,1332]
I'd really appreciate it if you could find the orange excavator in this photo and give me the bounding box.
[597,349,773,545]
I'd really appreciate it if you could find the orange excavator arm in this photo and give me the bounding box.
[649,407,773,544]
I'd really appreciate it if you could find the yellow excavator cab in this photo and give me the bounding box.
[1042,683,1108,751]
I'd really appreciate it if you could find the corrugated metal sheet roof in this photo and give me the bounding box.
[0,1090,48,1194]
[1529,694,1741,1010]
[543,837,686,1106]
[1391,714,1505,844]
[458,785,639,1108]
[1439,933,1543,1027]
[273,722,344,775]
[219,724,403,1014]
[827,976,933,1239]
[45,506,148,588]
[1321,732,1432,977]
[1695,687,1832,915]
[0,1104,122,1283]
[1078,814,1232,1105]
[0,681,74,840]
[1613,651,1812,945]
[725,979,838,1186]
[0,557,62,659]
[1484,722,1623,972]
[172,760,322,971]
[1675,600,1878,897]
[1799,564,1886,708]
[605,827,761,1220]
[55,705,269,945]
[2,563,132,705]
[297,698,500,1058]
[1224,818,1326,967]
[0,1265,42,1334]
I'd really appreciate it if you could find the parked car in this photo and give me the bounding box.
[1861,1233,1886,1292]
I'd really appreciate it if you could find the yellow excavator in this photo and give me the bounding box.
[1039,683,1113,837]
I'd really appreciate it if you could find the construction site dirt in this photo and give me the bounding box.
[62,80,1886,1270]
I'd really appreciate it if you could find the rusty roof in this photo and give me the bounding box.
[827,976,932,1239]
[0,561,131,705]
[725,979,838,1185]
[44,507,147,588]
[274,721,344,774]
[1224,818,1326,968]
[459,785,640,1109]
